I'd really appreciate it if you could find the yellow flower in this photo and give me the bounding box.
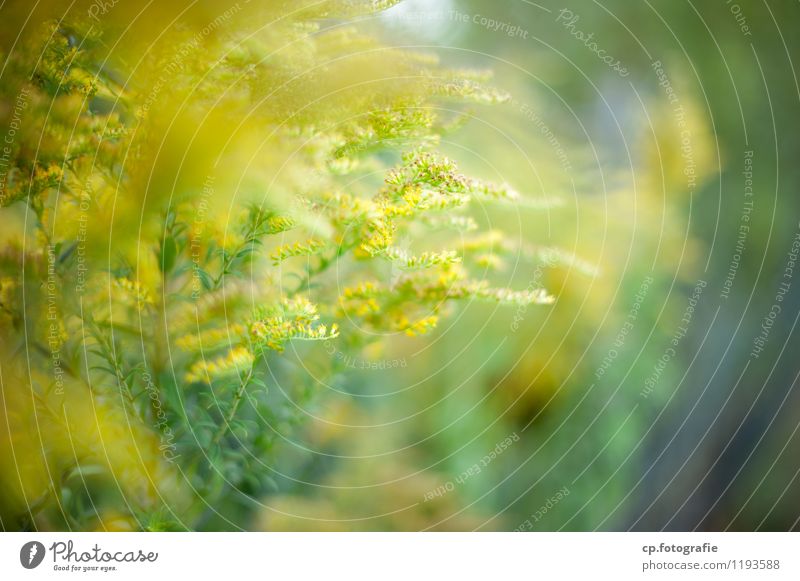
[175,324,246,352]
[185,346,254,383]
[395,315,439,337]
[0,277,15,306]
[271,238,326,264]
[113,277,154,310]
[249,297,339,352]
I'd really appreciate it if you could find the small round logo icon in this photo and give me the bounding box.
[20,541,46,569]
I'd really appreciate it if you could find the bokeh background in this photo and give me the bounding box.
[259,0,800,531]
[2,0,799,531]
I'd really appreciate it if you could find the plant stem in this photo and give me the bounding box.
[291,241,353,296]
[211,365,254,446]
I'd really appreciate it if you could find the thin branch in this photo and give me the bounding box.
[211,365,255,446]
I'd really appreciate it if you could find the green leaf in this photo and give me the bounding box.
[159,235,178,274]
[197,268,214,291]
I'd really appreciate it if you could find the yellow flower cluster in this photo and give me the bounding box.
[459,280,555,305]
[185,345,255,384]
[113,277,154,310]
[33,164,64,193]
[394,314,439,337]
[348,150,524,271]
[457,231,512,271]
[339,282,382,317]
[0,276,16,307]
[359,218,396,257]
[35,23,99,97]
[1,164,64,208]
[430,76,510,104]
[266,215,296,234]
[175,324,246,352]
[249,297,339,352]
[461,230,508,253]
[316,192,373,225]
[384,184,471,215]
[422,214,479,232]
[383,248,461,270]
[0,2,563,530]
[474,254,504,270]
[289,296,318,314]
[336,260,553,336]
[271,238,326,264]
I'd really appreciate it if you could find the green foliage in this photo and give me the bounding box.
[0,1,552,530]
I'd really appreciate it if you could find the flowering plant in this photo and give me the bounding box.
[0,0,553,530]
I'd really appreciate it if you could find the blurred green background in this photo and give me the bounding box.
[257,0,800,531]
